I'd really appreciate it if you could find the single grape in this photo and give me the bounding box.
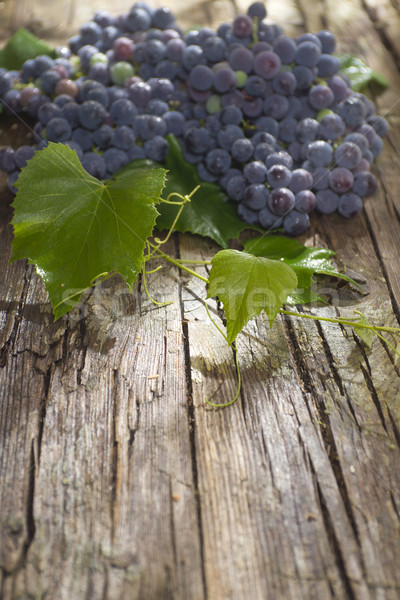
[189,64,213,91]
[352,171,377,197]
[306,140,333,167]
[338,193,363,218]
[289,168,313,193]
[295,41,321,67]
[14,146,35,169]
[283,210,310,235]
[267,164,292,188]
[78,100,107,130]
[143,136,169,161]
[328,167,354,194]
[315,189,339,214]
[227,175,247,201]
[273,36,297,63]
[231,138,254,163]
[93,124,115,149]
[110,98,137,126]
[82,152,106,179]
[233,15,253,38]
[206,148,231,175]
[243,183,269,210]
[334,141,362,169]
[235,202,258,224]
[253,50,281,79]
[244,160,267,183]
[46,117,72,142]
[259,206,283,229]
[247,2,267,20]
[295,190,316,213]
[268,187,296,215]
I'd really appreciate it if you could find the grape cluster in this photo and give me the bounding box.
[0,2,388,236]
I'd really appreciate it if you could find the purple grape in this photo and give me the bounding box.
[338,193,363,218]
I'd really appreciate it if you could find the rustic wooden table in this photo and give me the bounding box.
[1,1,399,599]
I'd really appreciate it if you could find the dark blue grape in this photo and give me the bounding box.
[318,113,345,140]
[352,171,377,197]
[267,164,292,188]
[152,7,175,29]
[104,148,129,173]
[244,160,267,183]
[268,187,296,215]
[14,146,35,169]
[134,114,167,140]
[203,36,227,62]
[127,7,152,31]
[273,36,297,63]
[334,141,362,169]
[184,126,212,154]
[72,127,93,151]
[266,151,293,169]
[163,111,185,135]
[206,148,231,175]
[259,206,283,229]
[308,84,334,110]
[295,190,316,213]
[316,30,336,54]
[237,203,259,225]
[247,2,267,19]
[229,47,254,74]
[289,168,313,193]
[338,193,363,218]
[82,152,106,178]
[317,54,340,77]
[283,210,310,235]
[46,117,72,142]
[263,94,289,120]
[144,136,169,161]
[245,75,267,96]
[182,45,206,70]
[217,125,244,151]
[93,125,115,149]
[231,138,254,162]
[243,184,268,210]
[315,189,339,214]
[227,175,247,201]
[78,100,106,130]
[328,167,354,193]
[306,140,333,167]
[0,147,16,173]
[60,102,80,128]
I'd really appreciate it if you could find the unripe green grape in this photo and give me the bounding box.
[110,61,135,86]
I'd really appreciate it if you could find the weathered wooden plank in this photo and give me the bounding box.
[0,235,205,599]
[178,234,372,599]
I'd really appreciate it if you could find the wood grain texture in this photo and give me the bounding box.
[1,1,400,599]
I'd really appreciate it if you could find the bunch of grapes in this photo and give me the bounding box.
[0,2,388,236]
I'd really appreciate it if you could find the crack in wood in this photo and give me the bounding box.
[179,282,208,600]
[282,313,371,583]
[0,265,31,368]
[111,368,119,545]
[313,475,358,600]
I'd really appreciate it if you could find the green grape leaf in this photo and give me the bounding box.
[11,142,166,319]
[242,235,358,304]
[338,54,388,93]
[156,135,254,248]
[0,28,56,70]
[353,311,375,349]
[207,249,298,344]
